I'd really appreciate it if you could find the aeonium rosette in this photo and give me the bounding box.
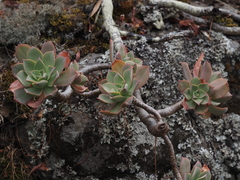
[98,60,149,115]
[177,52,232,118]
[9,41,88,108]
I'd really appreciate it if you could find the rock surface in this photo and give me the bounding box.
[16,30,240,180]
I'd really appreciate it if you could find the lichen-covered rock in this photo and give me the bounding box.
[16,31,240,180]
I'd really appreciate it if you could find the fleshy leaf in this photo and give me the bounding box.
[54,68,77,86]
[208,105,228,116]
[27,47,43,62]
[12,63,24,76]
[111,95,126,103]
[98,94,115,104]
[42,51,55,68]
[41,41,56,55]
[100,101,124,115]
[54,56,66,73]
[193,52,204,77]
[190,77,201,85]
[15,44,31,62]
[57,51,71,68]
[23,59,36,75]
[208,72,221,83]
[25,86,42,96]
[9,80,24,92]
[200,61,212,82]
[32,80,48,89]
[16,70,32,87]
[195,105,208,114]
[71,84,88,94]
[34,58,46,71]
[209,79,229,99]
[180,157,191,177]
[180,62,192,81]
[13,87,34,104]
[183,88,192,100]
[178,80,190,92]
[212,92,232,103]
[112,60,126,73]
[134,65,150,89]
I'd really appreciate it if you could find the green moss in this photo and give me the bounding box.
[213,15,239,27]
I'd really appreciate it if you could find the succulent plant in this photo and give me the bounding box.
[180,157,211,180]
[9,41,82,108]
[98,60,149,115]
[177,53,232,118]
[68,60,88,94]
[115,44,143,66]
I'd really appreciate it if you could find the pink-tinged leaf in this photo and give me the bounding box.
[42,51,55,68]
[208,72,221,83]
[13,87,34,104]
[209,78,229,99]
[124,96,133,106]
[98,94,115,104]
[41,41,56,55]
[111,95,126,103]
[208,105,228,116]
[9,80,24,92]
[195,105,208,114]
[34,58,46,71]
[23,59,35,75]
[183,88,192,100]
[75,50,81,62]
[43,86,57,97]
[71,84,88,94]
[180,157,191,177]
[115,44,128,60]
[32,80,48,89]
[25,86,42,96]
[200,61,212,82]
[69,61,79,71]
[12,63,24,76]
[100,101,124,115]
[212,92,232,103]
[186,99,196,109]
[28,162,49,176]
[193,52,204,77]
[190,166,201,179]
[47,71,59,87]
[54,56,66,73]
[16,70,32,87]
[134,66,150,90]
[178,80,190,92]
[54,68,77,86]
[57,51,71,68]
[89,0,103,18]
[202,111,211,119]
[27,47,43,62]
[98,79,108,94]
[112,60,126,73]
[15,44,30,62]
[180,62,192,81]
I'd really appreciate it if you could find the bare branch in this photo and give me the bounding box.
[101,0,123,51]
[80,89,100,98]
[133,90,169,137]
[81,63,110,75]
[158,100,183,117]
[163,135,183,180]
[183,12,240,35]
[148,0,215,16]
